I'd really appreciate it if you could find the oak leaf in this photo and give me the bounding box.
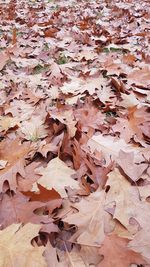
[87,134,134,165]
[128,66,150,87]
[98,234,146,267]
[0,51,9,71]
[32,157,80,198]
[128,227,150,264]
[0,116,19,132]
[105,168,150,232]
[117,150,147,181]
[0,223,47,267]
[63,190,106,246]
[20,117,48,141]
[44,243,64,267]
[0,192,60,228]
[0,139,31,192]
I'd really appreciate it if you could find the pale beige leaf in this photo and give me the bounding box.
[87,134,134,165]
[128,227,150,264]
[0,160,7,170]
[21,117,48,141]
[32,157,79,198]
[0,223,47,267]
[105,168,150,233]
[63,190,106,246]
[0,116,19,132]
[58,247,87,267]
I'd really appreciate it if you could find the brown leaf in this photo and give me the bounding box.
[0,139,31,192]
[98,234,146,267]
[117,150,148,181]
[22,184,61,202]
[0,51,9,71]
[44,28,58,38]
[128,66,150,87]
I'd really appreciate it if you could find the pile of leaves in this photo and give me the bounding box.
[0,0,150,266]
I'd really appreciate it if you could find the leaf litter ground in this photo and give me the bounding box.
[0,0,150,266]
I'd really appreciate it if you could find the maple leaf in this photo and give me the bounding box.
[98,234,146,267]
[63,190,106,246]
[32,157,80,198]
[0,223,47,267]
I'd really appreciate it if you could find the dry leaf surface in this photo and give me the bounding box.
[0,0,149,266]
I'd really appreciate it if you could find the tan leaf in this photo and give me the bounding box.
[60,75,107,96]
[128,66,150,87]
[20,117,48,141]
[49,109,77,138]
[87,134,134,165]
[63,190,106,246]
[98,234,146,267]
[0,116,19,132]
[0,223,47,267]
[117,150,147,181]
[105,168,150,233]
[0,160,7,170]
[58,247,87,267]
[32,157,80,198]
[44,243,64,267]
[0,51,9,71]
[128,227,150,264]
[0,139,31,192]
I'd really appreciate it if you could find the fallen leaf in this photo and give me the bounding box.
[117,150,148,181]
[0,51,9,71]
[63,190,106,246]
[22,184,61,202]
[32,157,80,198]
[44,242,64,267]
[128,67,150,87]
[0,192,57,227]
[0,116,19,132]
[20,116,48,141]
[105,168,150,233]
[0,139,31,192]
[128,226,150,264]
[98,234,145,267]
[86,134,134,165]
[0,223,47,267]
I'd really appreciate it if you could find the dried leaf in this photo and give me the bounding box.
[0,223,47,267]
